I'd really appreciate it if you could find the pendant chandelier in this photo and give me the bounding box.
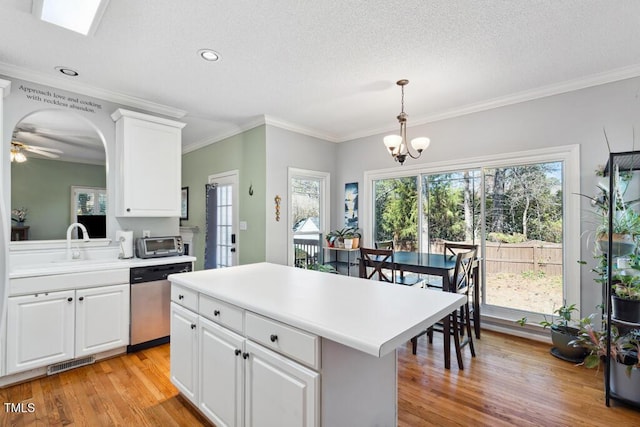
[383,79,430,165]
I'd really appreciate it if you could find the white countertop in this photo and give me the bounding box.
[169,262,465,358]
[9,255,196,279]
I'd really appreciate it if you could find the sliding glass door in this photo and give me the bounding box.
[372,177,418,250]
[365,146,579,324]
[483,161,564,315]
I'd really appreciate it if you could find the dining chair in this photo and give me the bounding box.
[412,247,477,369]
[444,242,480,339]
[374,241,424,287]
[359,247,395,282]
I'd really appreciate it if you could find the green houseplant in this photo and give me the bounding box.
[571,316,640,403]
[611,273,640,323]
[517,303,586,362]
[343,227,361,249]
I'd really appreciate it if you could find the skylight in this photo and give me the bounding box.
[33,0,110,36]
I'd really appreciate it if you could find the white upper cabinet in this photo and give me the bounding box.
[111,109,186,217]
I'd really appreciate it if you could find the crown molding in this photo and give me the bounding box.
[263,115,340,143]
[339,63,640,142]
[182,114,340,154]
[0,61,187,118]
[182,116,267,154]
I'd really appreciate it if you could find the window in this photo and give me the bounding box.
[70,186,106,238]
[288,168,330,268]
[363,145,580,324]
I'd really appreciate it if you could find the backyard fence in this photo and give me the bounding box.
[432,239,563,276]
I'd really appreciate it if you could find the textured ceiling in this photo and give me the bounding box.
[1,0,640,151]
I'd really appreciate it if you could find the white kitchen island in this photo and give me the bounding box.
[168,262,465,427]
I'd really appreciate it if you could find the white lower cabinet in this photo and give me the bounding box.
[6,284,129,375]
[171,295,319,427]
[75,284,130,357]
[199,316,244,427]
[170,302,199,404]
[244,340,319,427]
[6,290,75,373]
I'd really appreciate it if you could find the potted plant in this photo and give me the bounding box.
[343,227,361,249]
[325,230,339,248]
[517,303,586,362]
[572,316,640,403]
[579,165,640,256]
[611,273,640,323]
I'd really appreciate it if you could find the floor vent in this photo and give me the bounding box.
[47,356,95,375]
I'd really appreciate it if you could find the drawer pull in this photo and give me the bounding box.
[67,297,73,302]
[214,310,220,316]
[190,323,196,329]
[235,349,241,356]
[78,297,84,301]
[178,295,184,300]
[270,334,278,343]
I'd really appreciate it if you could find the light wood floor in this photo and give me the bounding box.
[1,331,639,426]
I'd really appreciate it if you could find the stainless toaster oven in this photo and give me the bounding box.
[135,236,184,258]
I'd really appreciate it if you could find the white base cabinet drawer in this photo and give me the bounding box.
[171,285,198,312]
[199,294,244,334]
[245,312,320,369]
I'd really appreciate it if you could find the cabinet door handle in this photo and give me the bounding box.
[178,295,184,300]
[190,323,196,329]
[270,334,278,343]
[78,296,84,301]
[126,208,131,212]
[67,297,73,302]
[214,310,220,316]
[235,349,242,356]
[242,352,250,359]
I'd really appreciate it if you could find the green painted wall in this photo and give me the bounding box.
[11,158,106,240]
[181,126,266,270]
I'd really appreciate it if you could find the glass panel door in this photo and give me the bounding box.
[291,176,322,268]
[483,161,564,315]
[373,177,418,251]
[288,168,329,269]
[205,171,239,269]
[421,171,481,253]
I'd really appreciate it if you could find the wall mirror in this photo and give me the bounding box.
[10,109,107,242]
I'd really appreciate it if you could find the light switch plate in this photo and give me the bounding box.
[240,221,248,230]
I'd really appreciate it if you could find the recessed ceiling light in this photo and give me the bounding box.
[55,66,79,77]
[198,49,221,62]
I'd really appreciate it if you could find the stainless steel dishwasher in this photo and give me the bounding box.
[128,261,192,352]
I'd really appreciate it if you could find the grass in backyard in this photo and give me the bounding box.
[485,271,563,314]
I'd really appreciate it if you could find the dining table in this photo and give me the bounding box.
[392,251,481,367]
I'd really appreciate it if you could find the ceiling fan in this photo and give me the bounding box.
[10,140,63,163]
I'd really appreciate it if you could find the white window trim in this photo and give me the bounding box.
[362,144,581,318]
[287,167,330,267]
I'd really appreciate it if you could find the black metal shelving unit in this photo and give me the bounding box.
[604,151,640,408]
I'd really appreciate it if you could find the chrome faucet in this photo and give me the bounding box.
[66,222,90,260]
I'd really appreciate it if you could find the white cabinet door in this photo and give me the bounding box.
[244,341,319,427]
[6,290,75,374]
[199,316,244,427]
[113,109,185,217]
[75,284,130,358]
[170,302,199,404]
